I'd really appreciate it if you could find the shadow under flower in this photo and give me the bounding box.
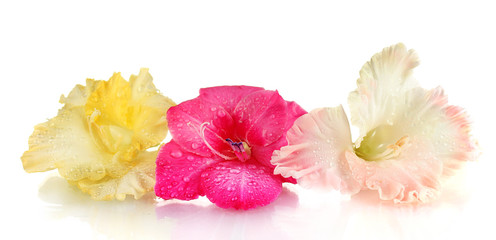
[155,185,300,240]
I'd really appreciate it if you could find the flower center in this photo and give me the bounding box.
[354,124,410,161]
[225,138,251,162]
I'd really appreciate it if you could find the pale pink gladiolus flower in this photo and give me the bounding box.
[155,86,306,210]
[271,44,478,203]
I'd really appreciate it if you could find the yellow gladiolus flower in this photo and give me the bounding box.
[21,68,175,200]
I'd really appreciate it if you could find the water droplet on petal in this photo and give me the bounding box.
[170,150,183,158]
[217,110,226,117]
[191,143,200,149]
[229,169,241,174]
[183,177,190,182]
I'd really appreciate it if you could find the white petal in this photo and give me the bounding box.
[271,106,361,193]
[348,43,420,138]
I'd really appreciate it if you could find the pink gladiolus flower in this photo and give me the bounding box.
[271,44,478,203]
[155,86,306,210]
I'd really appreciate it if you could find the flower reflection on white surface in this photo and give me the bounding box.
[155,186,299,240]
[272,165,482,240]
[38,175,173,240]
[35,163,489,240]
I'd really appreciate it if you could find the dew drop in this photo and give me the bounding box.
[183,177,191,182]
[191,143,200,149]
[170,150,183,158]
[229,169,241,174]
[216,110,226,118]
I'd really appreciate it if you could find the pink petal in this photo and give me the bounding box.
[200,86,264,114]
[200,160,283,210]
[285,100,307,130]
[250,136,297,183]
[167,97,235,158]
[345,144,443,203]
[271,107,361,193]
[251,135,288,168]
[155,140,222,200]
[233,90,306,147]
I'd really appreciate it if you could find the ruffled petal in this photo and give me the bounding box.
[271,106,361,193]
[166,97,235,158]
[199,85,264,114]
[155,140,221,200]
[74,150,157,200]
[348,43,420,137]
[85,69,174,151]
[345,145,442,203]
[200,160,283,210]
[234,90,305,147]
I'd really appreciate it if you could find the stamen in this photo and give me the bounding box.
[199,122,235,160]
[226,138,250,162]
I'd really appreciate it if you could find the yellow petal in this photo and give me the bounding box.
[21,103,109,182]
[128,68,176,148]
[74,150,158,200]
[21,69,175,200]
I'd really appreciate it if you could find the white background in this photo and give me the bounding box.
[1,1,495,239]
